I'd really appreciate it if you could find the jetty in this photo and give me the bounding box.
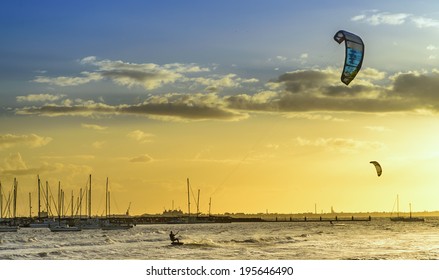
[271,215,372,222]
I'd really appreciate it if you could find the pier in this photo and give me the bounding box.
[3,214,373,227]
[271,215,372,222]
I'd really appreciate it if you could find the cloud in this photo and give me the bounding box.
[33,56,260,93]
[129,154,154,163]
[92,141,105,149]
[81,123,108,131]
[16,93,65,103]
[34,72,102,86]
[284,113,346,122]
[352,12,410,25]
[295,137,386,153]
[4,152,28,170]
[34,56,211,90]
[352,11,439,29]
[365,126,391,132]
[1,152,44,176]
[0,154,92,177]
[17,93,248,121]
[191,74,258,92]
[0,133,52,150]
[411,16,439,28]
[227,68,439,113]
[127,130,155,143]
[19,66,439,120]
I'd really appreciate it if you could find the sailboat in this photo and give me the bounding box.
[390,195,425,222]
[0,178,19,232]
[101,177,133,230]
[49,182,81,232]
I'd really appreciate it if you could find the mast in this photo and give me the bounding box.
[46,181,49,218]
[197,189,200,217]
[79,188,83,218]
[57,182,61,225]
[396,194,400,217]
[187,178,191,218]
[0,181,2,219]
[61,188,65,218]
[208,197,212,216]
[409,203,412,218]
[106,177,108,218]
[88,174,92,218]
[37,175,41,219]
[108,192,111,218]
[71,190,74,218]
[13,178,17,220]
[29,192,32,218]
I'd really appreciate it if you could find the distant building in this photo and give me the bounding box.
[162,209,183,217]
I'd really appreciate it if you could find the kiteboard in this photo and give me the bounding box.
[171,241,184,246]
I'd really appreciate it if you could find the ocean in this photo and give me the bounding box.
[1,217,439,260]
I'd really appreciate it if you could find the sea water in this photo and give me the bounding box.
[1,217,439,260]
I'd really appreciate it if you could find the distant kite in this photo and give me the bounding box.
[333,30,364,85]
[370,161,382,177]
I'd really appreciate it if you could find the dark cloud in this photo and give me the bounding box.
[277,71,329,93]
[228,69,439,113]
[17,94,247,121]
[119,102,243,120]
[391,72,439,99]
[18,68,439,120]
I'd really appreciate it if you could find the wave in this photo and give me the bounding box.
[228,235,297,245]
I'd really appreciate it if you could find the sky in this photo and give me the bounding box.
[2,0,439,217]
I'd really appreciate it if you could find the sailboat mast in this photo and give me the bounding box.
[71,190,74,218]
[187,178,190,218]
[13,178,17,220]
[79,188,83,218]
[58,182,61,223]
[29,192,32,218]
[197,189,200,216]
[88,174,92,218]
[209,197,212,216]
[105,177,108,218]
[397,194,400,217]
[37,175,41,219]
[46,181,49,218]
[0,181,3,219]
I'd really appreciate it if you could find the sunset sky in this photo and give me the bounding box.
[2,0,439,216]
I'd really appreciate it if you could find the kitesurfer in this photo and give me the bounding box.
[169,231,180,243]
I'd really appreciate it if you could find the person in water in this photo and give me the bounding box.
[169,231,180,243]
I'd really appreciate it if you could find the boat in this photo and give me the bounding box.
[29,218,59,228]
[49,182,82,232]
[0,225,19,232]
[0,179,19,232]
[49,224,81,232]
[76,218,101,230]
[100,177,133,230]
[390,195,424,222]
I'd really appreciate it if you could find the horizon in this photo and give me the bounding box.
[2,1,439,216]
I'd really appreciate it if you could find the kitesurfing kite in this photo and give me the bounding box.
[370,161,382,177]
[333,30,364,85]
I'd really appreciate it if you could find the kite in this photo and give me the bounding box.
[333,30,364,85]
[369,161,382,177]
